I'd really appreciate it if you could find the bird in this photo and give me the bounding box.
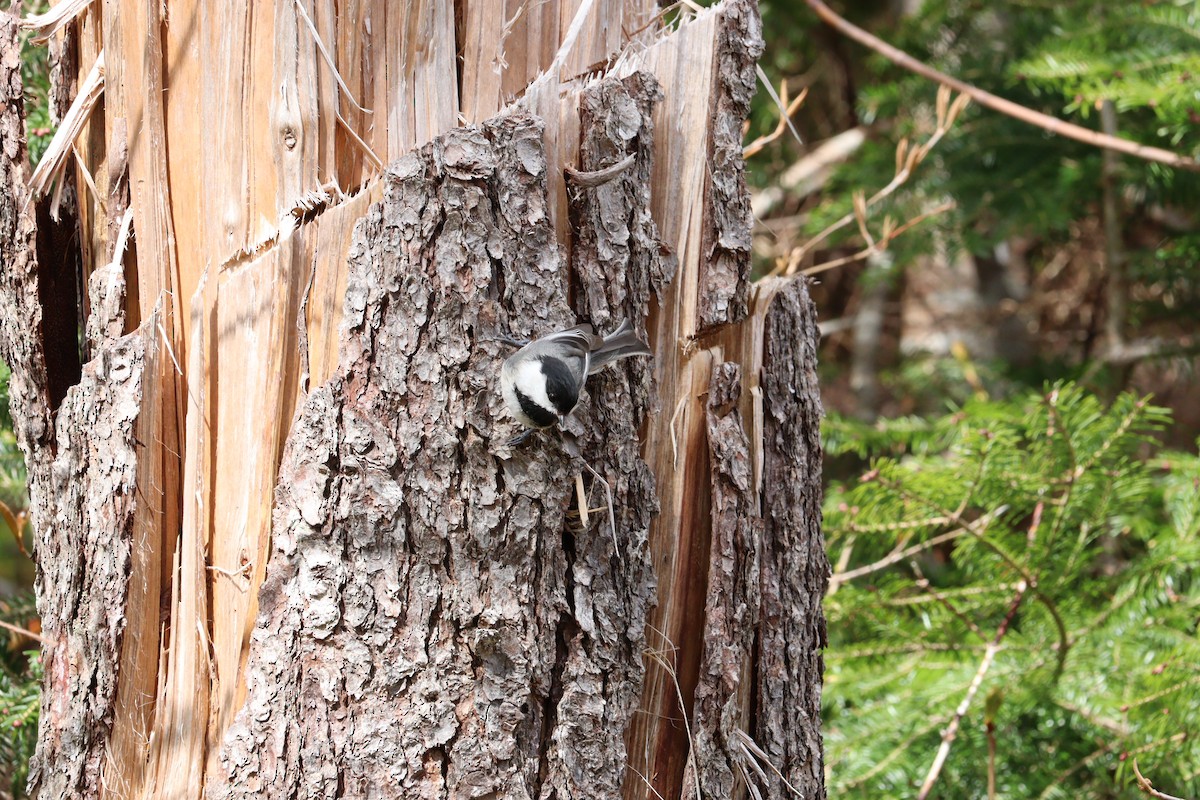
[497,318,652,445]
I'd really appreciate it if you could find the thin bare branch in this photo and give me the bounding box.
[786,84,968,275]
[1133,760,1194,800]
[803,0,1200,172]
[565,152,636,187]
[829,527,965,588]
[744,80,807,158]
[916,581,1028,800]
[0,618,43,644]
[798,200,955,277]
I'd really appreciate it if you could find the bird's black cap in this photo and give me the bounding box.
[541,356,580,416]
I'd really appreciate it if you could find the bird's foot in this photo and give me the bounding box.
[506,428,538,448]
[487,332,530,348]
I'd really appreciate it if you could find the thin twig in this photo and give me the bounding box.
[565,153,636,187]
[1133,760,1194,800]
[803,0,1200,172]
[336,111,383,171]
[627,763,669,800]
[292,0,370,114]
[785,84,968,276]
[744,80,808,158]
[829,527,965,587]
[755,64,804,151]
[916,581,1028,800]
[581,461,619,554]
[800,200,955,277]
[0,619,43,644]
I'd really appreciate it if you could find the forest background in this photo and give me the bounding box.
[2,0,1199,798]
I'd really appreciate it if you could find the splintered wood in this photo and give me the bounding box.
[3,1,828,799]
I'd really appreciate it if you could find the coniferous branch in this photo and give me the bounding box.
[872,472,1073,674]
[911,562,988,642]
[824,383,1195,798]
[830,527,966,587]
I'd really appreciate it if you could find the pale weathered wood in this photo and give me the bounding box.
[103,304,174,800]
[138,288,210,800]
[460,0,661,124]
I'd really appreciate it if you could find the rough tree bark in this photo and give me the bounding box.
[1,2,830,799]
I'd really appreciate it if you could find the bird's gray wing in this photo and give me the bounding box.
[519,325,600,387]
[526,325,603,357]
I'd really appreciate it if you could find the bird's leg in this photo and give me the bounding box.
[506,428,538,448]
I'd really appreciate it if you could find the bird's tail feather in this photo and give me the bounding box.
[589,318,652,374]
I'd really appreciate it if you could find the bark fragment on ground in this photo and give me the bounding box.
[216,110,661,799]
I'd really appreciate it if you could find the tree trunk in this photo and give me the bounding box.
[0,2,828,798]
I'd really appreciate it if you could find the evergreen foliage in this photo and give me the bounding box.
[0,644,39,800]
[18,1,52,167]
[0,594,38,800]
[823,384,1200,798]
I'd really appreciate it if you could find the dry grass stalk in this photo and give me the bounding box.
[645,628,704,800]
[743,78,807,158]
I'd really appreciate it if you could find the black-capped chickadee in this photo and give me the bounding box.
[497,319,652,445]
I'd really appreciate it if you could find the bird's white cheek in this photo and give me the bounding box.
[515,360,555,412]
[501,374,544,429]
